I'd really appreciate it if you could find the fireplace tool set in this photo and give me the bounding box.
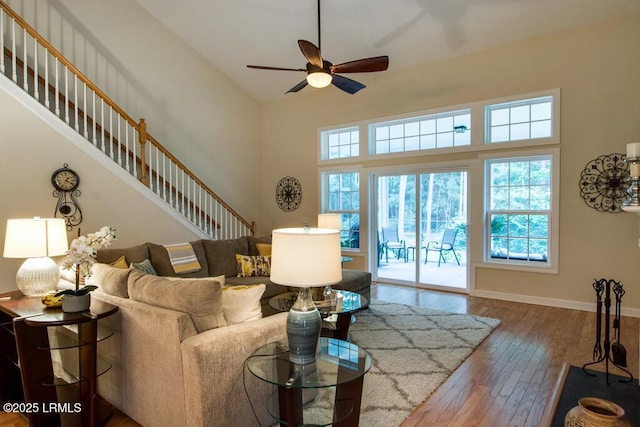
[582,278,633,384]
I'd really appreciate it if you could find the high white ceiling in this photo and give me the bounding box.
[134,0,640,103]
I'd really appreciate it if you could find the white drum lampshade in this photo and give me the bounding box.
[3,218,69,296]
[270,227,342,364]
[317,213,342,231]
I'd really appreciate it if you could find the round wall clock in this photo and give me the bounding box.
[579,153,630,213]
[275,176,302,212]
[52,163,83,229]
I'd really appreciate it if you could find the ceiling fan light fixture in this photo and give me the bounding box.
[307,71,332,88]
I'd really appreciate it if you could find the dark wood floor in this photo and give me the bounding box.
[1,283,637,426]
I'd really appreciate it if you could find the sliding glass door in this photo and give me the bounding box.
[374,169,468,291]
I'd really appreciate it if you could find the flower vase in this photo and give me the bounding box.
[565,397,631,427]
[62,293,91,313]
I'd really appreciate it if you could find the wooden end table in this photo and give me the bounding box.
[0,291,118,427]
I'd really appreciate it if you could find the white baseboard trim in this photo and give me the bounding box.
[473,289,640,319]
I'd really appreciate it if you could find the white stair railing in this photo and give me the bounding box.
[0,1,255,239]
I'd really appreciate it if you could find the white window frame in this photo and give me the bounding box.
[319,126,360,161]
[320,169,361,251]
[369,109,472,154]
[485,95,554,144]
[482,148,560,273]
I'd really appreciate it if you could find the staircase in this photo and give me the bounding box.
[0,1,255,239]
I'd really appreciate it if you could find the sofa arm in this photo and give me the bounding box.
[91,291,199,427]
[181,312,288,427]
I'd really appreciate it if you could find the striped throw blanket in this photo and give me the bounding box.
[163,243,202,274]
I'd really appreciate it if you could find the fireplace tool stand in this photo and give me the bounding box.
[582,278,633,384]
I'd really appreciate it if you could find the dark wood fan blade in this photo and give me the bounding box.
[298,40,323,68]
[331,56,389,74]
[331,74,365,94]
[247,65,306,72]
[286,80,309,94]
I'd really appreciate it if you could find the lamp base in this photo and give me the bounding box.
[287,287,322,365]
[16,257,60,296]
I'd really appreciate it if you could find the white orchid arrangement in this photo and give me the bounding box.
[57,226,116,296]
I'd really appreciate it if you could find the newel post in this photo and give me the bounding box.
[138,118,148,186]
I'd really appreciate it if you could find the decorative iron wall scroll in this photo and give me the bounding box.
[275,176,302,212]
[579,153,630,213]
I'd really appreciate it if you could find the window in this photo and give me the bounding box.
[371,109,471,154]
[323,171,360,249]
[320,127,359,160]
[485,96,553,143]
[485,156,554,266]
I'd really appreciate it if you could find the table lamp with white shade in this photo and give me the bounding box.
[270,227,342,364]
[3,218,69,296]
[317,213,342,231]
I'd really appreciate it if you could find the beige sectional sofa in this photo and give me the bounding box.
[61,235,371,427]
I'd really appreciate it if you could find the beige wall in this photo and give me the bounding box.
[0,0,262,293]
[6,0,263,223]
[261,14,640,311]
[0,85,207,294]
[1,2,638,311]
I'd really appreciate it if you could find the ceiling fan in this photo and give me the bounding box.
[247,0,389,95]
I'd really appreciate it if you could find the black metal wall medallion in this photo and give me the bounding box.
[579,153,630,213]
[275,176,302,212]
[51,163,83,229]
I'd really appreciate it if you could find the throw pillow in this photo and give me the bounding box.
[221,284,266,325]
[127,269,226,333]
[86,263,133,298]
[130,259,158,276]
[255,243,272,257]
[110,255,128,269]
[236,254,271,277]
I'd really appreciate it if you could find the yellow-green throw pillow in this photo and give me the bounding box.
[222,284,266,324]
[235,254,270,277]
[110,255,128,269]
[256,243,272,256]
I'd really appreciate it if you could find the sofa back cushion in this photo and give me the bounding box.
[202,237,249,277]
[147,241,209,278]
[96,244,149,265]
[127,269,226,333]
[247,235,272,256]
[87,263,133,298]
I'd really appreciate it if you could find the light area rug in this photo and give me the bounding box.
[346,300,501,427]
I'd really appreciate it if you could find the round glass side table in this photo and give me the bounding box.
[246,337,371,427]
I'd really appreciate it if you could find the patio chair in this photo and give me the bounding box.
[381,227,407,262]
[424,228,460,267]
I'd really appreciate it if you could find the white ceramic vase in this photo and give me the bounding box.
[61,293,91,313]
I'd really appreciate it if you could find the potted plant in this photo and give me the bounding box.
[56,226,116,312]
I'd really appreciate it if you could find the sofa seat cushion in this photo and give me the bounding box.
[127,269,226,333]
[147,241,210,278]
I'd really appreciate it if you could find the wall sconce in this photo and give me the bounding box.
[623,142,640,247]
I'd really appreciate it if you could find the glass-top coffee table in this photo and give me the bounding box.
[246,337,371,427]
[269,290,367,340]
